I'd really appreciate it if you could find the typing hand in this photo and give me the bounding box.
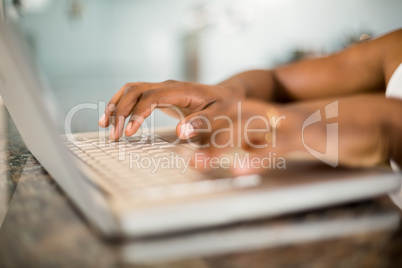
[192,100,299,176]
[98,80,243,140]
[193,95,396,175]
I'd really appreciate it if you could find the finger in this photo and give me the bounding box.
[125,87,198,136]
[99,82,166,128]
[175,103,218,140]
[108,114,126,141]
[99,85,126,128]
[110,86,144,140]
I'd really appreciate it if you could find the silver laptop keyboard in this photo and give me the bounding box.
[65,135,261,200]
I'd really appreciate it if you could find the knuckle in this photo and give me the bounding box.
[131,106,146,118]
[123,83,134,90]
[114,106,130,117]
[106,102,117,113]
[124,83,138,93]
[140,89,157,100]
[163,79,176,84]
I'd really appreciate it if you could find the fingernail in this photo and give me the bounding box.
[180,123,194,139]
[99,113,106,125]
[126,121,134,134]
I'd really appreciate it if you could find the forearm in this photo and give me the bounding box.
[337,95,402,167]
[218,29,402,103]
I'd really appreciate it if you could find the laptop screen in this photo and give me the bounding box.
[0,20,119,235]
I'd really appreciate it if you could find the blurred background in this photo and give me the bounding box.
[3,0,402,132]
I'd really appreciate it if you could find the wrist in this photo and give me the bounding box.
[217,82,246,100]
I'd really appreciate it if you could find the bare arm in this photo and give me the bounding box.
[194,94,402,174]
[219,29,402,102]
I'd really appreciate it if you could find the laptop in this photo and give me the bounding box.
[122,200,400,264]
[0,20,400,238]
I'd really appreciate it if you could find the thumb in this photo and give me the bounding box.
[176,109,214,140]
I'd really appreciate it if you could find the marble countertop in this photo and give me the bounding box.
[0,107,402,268]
